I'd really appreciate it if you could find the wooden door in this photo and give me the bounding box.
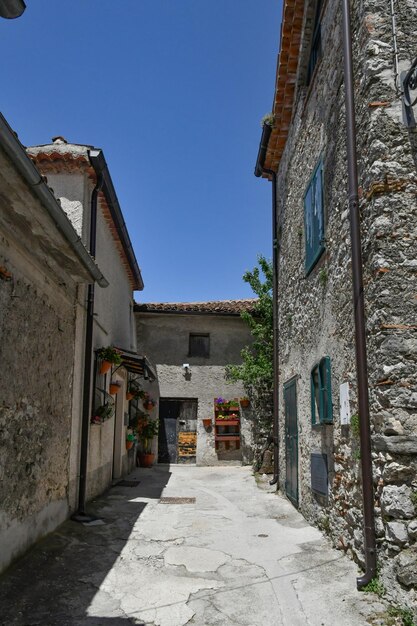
[284,378,298,507]
[177,400,197,464]
[158,400,180,463]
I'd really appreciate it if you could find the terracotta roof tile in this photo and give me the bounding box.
[134,299,258,315]
[262,0,305,177]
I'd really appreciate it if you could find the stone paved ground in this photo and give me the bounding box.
[0,465,387,625]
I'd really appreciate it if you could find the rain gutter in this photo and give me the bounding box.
[341,0,377,588]
[0,113,108,288]
[254,122,280,486]
[88,149,144,291]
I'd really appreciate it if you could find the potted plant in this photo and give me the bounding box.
[142,392,156,411]
[214,397,228,410]
[97,346,122,374]
[202,417,212,429]
[91,402,114,424]
[137,417,159,467]
[240,396,250,408]
[127,379,145,401]
[109,380,122,395]
[126,429,136,450]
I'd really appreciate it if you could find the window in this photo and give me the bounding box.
[304,159,324,273]
[311,357,332,425]
[306,0,323,86]
[189,333,210,358]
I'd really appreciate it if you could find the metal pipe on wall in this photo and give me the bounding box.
[341,0,377,588]
[73,171,104,521]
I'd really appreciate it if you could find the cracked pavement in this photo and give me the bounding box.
[0,465,385,625]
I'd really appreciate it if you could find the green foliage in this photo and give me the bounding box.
[138,418,159,453]
[97,346,122,365]
[411,491,417,507]
[92,402,114,424]
[388,606,416,626]
[361,577,385,598]
[350,413,360,438]
[318,267,328,286]
[261,112,275,127]
[226,255,273,390]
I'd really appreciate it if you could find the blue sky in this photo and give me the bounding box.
[1,1,281,302]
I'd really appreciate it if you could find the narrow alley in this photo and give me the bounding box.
[0,466,385,626]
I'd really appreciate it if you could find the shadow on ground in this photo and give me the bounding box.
[0,466,172,625]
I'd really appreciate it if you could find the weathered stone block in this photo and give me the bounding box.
[407,520,417,542]
[383,462,415,484]
[380,485,415,519]
[372,435,417,455]
[385,521,408,546]
[395,547,417,588]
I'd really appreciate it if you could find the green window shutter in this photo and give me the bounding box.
[304,160,325,274]
[321,356,333,424]
[311,356,333,425]
[311,369,317,425]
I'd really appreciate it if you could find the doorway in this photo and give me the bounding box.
[158,399,197,464]
[284,377,298,507]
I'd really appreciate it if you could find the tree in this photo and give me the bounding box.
[227,256,273,464]
[227,255,273,388]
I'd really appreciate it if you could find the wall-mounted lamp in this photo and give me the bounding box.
[182,363,191,375]
[0,0,26,19]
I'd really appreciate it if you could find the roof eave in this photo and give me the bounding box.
[88,149,144,291]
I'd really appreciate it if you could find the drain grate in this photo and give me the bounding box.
[114,480,141,487]
[159,497,196,504]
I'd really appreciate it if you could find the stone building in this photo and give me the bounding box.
[27,138,151,505]
[0,115,106,572]
[256,0,417,611]
[135,300,256,466]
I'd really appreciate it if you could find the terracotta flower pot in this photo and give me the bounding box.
[126,392,134,401]
[99,360,112,375]
[240,399,250,408]
[143,402,154,411]
[202,418,212,429]
[126,440,134,450]
[138,452,155,468]
[109,383,121,395]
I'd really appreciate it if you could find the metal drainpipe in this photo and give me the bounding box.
[72,172,104,521]
[341,0,377,587]
[255,124,279,486]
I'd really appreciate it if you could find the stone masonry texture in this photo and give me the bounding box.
[273,0,417,615]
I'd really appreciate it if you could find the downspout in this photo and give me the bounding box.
[72,171,104,521]
[255,123,279,486]
[341,0,377,588]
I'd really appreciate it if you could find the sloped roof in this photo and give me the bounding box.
[135,299,258,315]
[262,0,305,177]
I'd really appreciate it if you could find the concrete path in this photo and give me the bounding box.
[0,465,385,626]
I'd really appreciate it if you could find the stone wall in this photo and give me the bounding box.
[34,161,138,502]
[136,312,255,465]
[0,146,91,573]
[274,0,417,611]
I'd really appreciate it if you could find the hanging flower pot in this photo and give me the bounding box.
[97,346,122,374]
[109,381,122,395]
[99,360,112,375]
[126,440,134,450]
[202,418,212,429]
[126,392,135,401]
[240,397,250,408]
